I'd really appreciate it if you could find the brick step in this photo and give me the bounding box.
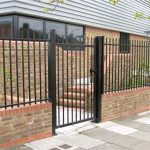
[58,99,85,108]
[63,92,87,100]
[67,85,93,94]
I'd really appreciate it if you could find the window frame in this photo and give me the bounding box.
[120,32,130,53]
[18,16,45,39]
[0,14,84,40]
[0,15,13,38]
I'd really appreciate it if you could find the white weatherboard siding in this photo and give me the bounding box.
[0,0,150,36]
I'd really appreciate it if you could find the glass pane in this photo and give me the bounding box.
[0,17,13,38]
[46,21,65,43]
[120,33,129,53]
[67,25,83,44]
[18,17,44,39]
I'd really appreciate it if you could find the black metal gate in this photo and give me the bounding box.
[49,32,104,131]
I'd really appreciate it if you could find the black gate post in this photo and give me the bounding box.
[94,36,104,123]
[48,31,56,135]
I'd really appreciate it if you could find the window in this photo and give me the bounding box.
[18,17,44,39]
[67,25,83,44]
[46,21,65,43]
[120,32,130,53]
[0,17,13,38]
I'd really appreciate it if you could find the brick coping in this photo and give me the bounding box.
[0,102,52,117]
[103,87,150,98]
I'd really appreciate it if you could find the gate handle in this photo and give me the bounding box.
[90,68,97,74]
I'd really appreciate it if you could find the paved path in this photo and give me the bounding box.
[5,110,150,150]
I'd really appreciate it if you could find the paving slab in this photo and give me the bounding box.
[58,134,105,149]
[103,124,138,135]
[81,127,118,141]
[25,137,65,150]
[114,120,144,129]
[138,110,150,116]
[129,131,150,142]
[131,141,150,150]
[89,143,130,150]
[104,134,143,148]
[135,117,150,125]
[4,145,33,150]
[137,124,150,132]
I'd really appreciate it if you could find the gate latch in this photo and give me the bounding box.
[90,68,97,74]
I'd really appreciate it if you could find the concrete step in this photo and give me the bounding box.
[58,99,85,108]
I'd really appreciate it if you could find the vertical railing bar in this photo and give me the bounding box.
[57,45,60,126]
[87,37,89,118]
[90,37,93,117]
[105,38,108,93]
[143,41,148,87]
[136,41,139,88]
[147,42,150,86]
[144,41,146,86]
[2,40,7,109]
[112,39,114,92]
[109,38,111,92]
[44,41,47,99]
[145,41,147,86]
[66,38,69,124]
[115,39,118,92]
[71,38,74,123]
[123,39,126,91]
[131,40,134,89]
[125,41,130,90]
[138,41,141,88]
[39,41,42,101]
[9,40,13,108]
[62,44,65,124]
[79,37,82,120]
[128,40,131,90]
[120,39,123,90]
[117,39,120,91]
[22,41,25,105]
[134,41,136,88]
[141,41,143,87]
[83,37,86,119]
[15,40,19,107]
[75,39,78,122]
[33,38,37,104]
[114,38,117,92]
[27,39,31,104]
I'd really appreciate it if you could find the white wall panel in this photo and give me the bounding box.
[0,0,150,36]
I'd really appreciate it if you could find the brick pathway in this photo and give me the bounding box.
[5,110,150,150]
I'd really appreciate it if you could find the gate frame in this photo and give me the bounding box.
[49,32,105,134]
[94,36,104,123]
[48,31,56,135]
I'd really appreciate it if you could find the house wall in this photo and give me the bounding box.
[0,102,52,148]
[2,0,149,37]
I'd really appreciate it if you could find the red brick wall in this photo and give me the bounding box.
[101,87,150,121]
[0,102,52,148]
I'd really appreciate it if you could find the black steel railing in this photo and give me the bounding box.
[0,37,49,109]
[104,39,150,93]
[0,33,150,109]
